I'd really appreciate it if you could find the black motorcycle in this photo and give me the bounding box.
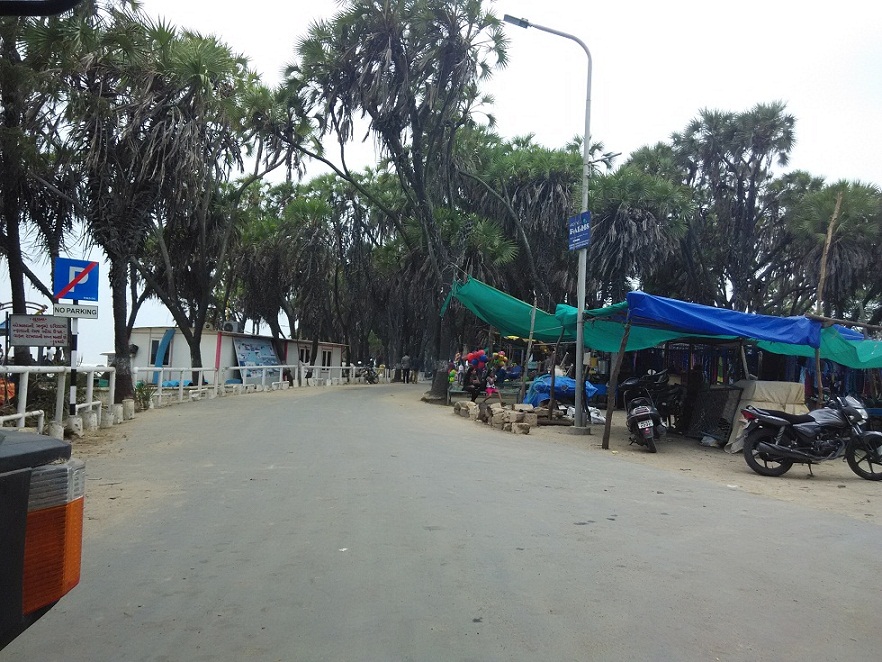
[355,362,380,384]
[741,395,882,480]
[624,387,667,453]
[619,370,685,428]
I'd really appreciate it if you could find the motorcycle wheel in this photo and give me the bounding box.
[368,374,379,384]
[846,440,882,481]
[643,431,657,454]
[743,429,793,477]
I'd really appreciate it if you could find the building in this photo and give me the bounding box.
[124,325,348,386]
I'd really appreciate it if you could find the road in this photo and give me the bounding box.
[5,385,881,661]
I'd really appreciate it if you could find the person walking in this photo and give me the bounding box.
[401,353,411,384]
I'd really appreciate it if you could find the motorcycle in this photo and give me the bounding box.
[619,369,686,428]
[741,394,882,480]
[624,386,667,453]
[355,362,379,384]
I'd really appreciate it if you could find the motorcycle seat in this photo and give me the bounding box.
[744,406,815,425]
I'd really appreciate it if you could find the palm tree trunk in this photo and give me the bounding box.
[816,191,843,315]
[110,259,134,402]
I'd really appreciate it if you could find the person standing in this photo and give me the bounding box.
[401,353,411,383]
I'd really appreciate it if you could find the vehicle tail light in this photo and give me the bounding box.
[21,459,85,615]
[741,409,757,421]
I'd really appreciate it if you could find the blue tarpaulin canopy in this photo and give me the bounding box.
[444,277,882,369]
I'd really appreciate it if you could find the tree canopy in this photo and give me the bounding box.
[3,0,881,387]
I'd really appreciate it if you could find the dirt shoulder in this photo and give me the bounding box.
[436,392,881,526]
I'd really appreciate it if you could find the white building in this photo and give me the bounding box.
[125,325,348,386]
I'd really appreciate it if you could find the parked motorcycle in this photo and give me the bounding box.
[620,370,686,428]
[355,362,380,384]
[741,395,882,480]
[624,387,667,453]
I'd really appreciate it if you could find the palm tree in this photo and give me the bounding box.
[790,180,882,318]
[119,22,282,377]
[669,102,796,310]
[0,6,87,363]
[288,0,508,358]
[586,167,690,302]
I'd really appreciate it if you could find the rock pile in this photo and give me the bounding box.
[451,400,537,434]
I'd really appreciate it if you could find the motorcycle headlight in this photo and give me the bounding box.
[843,395,868,423]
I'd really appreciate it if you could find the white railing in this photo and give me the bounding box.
[0,365,116,431]
[132,366,219,406]
[222,363,370,389]
[0,359,392,432]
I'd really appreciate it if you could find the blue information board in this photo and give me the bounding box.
[53,257,99,302]
[568,211,591,251]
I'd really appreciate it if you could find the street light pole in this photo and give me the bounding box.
[503,15,592,430]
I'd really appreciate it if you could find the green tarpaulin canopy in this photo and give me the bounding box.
[443,277,882,369]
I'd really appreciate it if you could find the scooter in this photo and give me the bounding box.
[624,387,667,453]
[619,369,686,429]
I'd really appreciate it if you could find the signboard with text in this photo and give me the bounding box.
[568,211,591,251]
[9,315,69,347]
[53,303,98,319]
[53,257,99,302]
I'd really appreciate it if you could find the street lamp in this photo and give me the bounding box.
[503,14,593,430]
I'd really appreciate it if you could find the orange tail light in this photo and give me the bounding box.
[21,460,85,615]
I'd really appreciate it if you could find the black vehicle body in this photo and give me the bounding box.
[741,395,882,480]
[619,370,686,427]
[624,387,667,453]
[355,363,379,384]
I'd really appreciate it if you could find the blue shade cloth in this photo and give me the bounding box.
[445,276,882,369]
[523,374,598,407]
[625,292,821,348]
[161,380,192,388]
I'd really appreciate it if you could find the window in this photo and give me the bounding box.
[149,339,171,366]
[321,349,332,367]
[299,348,311,364]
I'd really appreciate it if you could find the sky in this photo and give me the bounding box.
[4,0,881,363]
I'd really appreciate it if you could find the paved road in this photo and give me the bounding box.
[6,385,882,661]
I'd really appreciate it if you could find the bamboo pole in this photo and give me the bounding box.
[519,294,538,404]
[811,190,842,408]
[602,320,632,449]
[740,341,750,380]
[548,328,565,414]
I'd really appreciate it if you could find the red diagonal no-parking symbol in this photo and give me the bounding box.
[56,261,97,299]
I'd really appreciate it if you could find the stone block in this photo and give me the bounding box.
[83,410,98,432]
[505,410,525,424]
[523,413,539,427]
[512,422,531,435]
[513,403,535,412]
[100,406,115,428]
[65,415,83,438]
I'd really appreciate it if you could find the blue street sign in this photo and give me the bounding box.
[54,257,99,302]
[568,211,591,251]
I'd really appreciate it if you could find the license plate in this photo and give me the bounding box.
[638,419,653,429]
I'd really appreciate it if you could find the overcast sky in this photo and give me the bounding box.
[5,0,881,363]
[141,0,882,185]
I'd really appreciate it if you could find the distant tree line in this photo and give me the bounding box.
[2,0,880,401]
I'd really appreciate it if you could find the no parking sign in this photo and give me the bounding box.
[53,257,99,302]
